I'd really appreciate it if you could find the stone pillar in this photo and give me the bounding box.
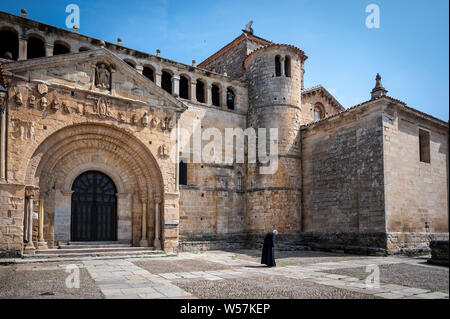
[206,83,212,105]
[220,88,227,109]
[18,36,27,61]
[0,108,6,181]
[190,80,197,102]
[173,75,180,97]
[136,65,144,75]
[45,43,54,57]
[37,190,48,249]
[155,71,162,88]
[280,56,286,77]
[139,193,149,247]
[154,194,162,249]
[24,188,36,252]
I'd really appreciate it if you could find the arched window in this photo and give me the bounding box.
[143,66,154,82]
[226,88,235,110]
[0,28,19,60]
[27,35,45,59]
[179,75,189,99]
[78,46,90,52]
[212,84,220,106]
[124,59,136,68]
[161,70,172,94]
[284,56,291,77]
[275,55,281,77]
[196,79,205,103]
[314,103,325,121]
[53,41,70,55]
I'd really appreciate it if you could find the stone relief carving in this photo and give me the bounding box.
[150,116,158,129]
[28,95,36,108]
[11,118,35,141]
[40,96,48,109]
[95,63,111,90]
[142,112,149,127]
[37,83,48,95]
[51,97,60,111]
[131,114,137,124]
[95,97,111,117]
[15,89,23,106]
[161,114,176,132]
[117,112,125,122]
[62,101,71,114]
[158,144,169,158]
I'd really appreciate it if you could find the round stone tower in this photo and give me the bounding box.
[243,44,307,234]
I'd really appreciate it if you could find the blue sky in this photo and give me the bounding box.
[1,0,448,120]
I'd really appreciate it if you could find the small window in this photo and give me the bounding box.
[179,160,187,185]
[284,56,291,77]
[196,80,205,103]
[212,84,220,106]
[162,71,172,94]
[179,75,189,99]
[275,55,281,77]
[314,103,325,121]
[236,172,243,192]
[53,42,70,55]
[419,129,430,163]
[227,88,235,110]
[27,36,45,59]
[143,66,154,82]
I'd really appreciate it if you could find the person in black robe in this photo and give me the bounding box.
[261,230,278,267]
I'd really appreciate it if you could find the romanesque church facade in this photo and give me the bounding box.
[0,10,448,257]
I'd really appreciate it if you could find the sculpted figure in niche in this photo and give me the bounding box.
[96,97,111,117]
[15,89,23,106]
[142,112,149,127]
[40,96,48,109]
[95,63,111,90]
[29,95,36,108]
[51,97,60,111]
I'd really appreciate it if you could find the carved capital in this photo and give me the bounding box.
[25,187,38,199]
[60,190,74,197]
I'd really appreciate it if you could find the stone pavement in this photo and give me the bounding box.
[82,259,194,299]
[123,252,449,300]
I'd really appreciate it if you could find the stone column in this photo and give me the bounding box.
[18,36,27,61]
[45,43,54,57]
[280,56,286,77]
[155,71,162,88]
[206,83,212,105]
[37,190,48,249]
[191,80,197,102]
[221,88,227,109]
[0,107,6,181]
[139,193,149,247]
[136,65,144,75]
[154,194,162,249]
[24,188,36,252]
[173,75,180,97]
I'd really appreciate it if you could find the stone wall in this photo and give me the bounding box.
[383,104,449,234]
[0,184,25,257]
[302,102,386,233]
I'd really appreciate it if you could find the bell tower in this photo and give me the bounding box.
[243,44,307,234]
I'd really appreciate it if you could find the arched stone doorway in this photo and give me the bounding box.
[71,171,117,241]
[24,123,166,249]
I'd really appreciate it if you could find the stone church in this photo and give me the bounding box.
[0,9,448,258]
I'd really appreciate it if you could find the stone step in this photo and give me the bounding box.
[58,244,132,249]
[23,249,164,259]
[35,246,154,255]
